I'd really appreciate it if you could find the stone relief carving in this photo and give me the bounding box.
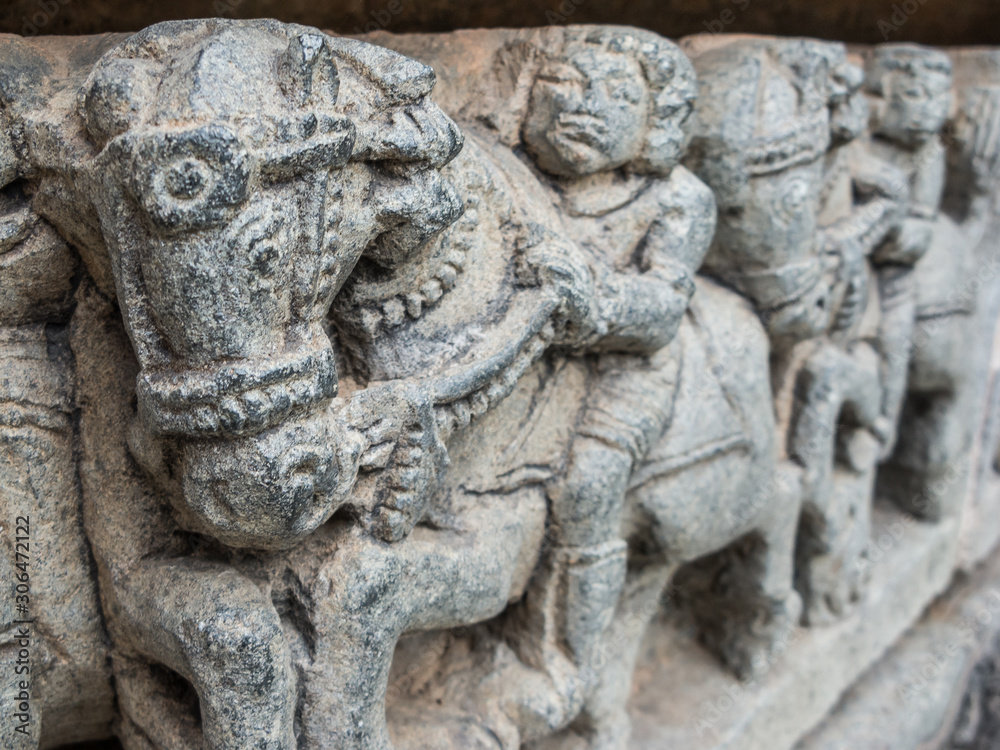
[865,45,965,523]
[682,36,879,632]
[0,137,113,746]
[934,48,1000,570]
[788,42,909,625]
[2,17,1000,750]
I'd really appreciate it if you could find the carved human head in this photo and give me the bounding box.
[80,20,463,549]
[866,44,953,148]
[522,26,698,177]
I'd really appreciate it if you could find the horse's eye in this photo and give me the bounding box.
[127,124,250,233]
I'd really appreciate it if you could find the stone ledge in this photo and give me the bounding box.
[794,535,1000,749]
[629,503,959,750]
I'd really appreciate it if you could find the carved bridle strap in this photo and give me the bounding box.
[137,345,339,438]
[429,295,558,440]
[745,114,831,177]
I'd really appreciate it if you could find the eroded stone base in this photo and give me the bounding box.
[629,503,959,750]
[795,537,1000,749]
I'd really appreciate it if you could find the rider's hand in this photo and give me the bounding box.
[345,380,449,542]
[519,227,603,348]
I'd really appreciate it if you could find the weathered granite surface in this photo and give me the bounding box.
[794,534,1000,750]
[948,629,1000,749]
[1,18,1000,750]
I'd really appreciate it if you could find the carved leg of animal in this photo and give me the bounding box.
[835,347,882,602]
[443,629,583,748]
[880,374,976,521]
[113,559,296,750]
[701,463,803,679]
[569,563,674,750]
[877,291,980,521]
[389,499,625,748]
[875,264,918,459]
[790,377,842,623]
[749,492,803,675]
[787,345,848,628]
[806,371,881,626]
[114,654,206,750]
[302,490,546,750]
[117,717,156,750]
[798,454,877,625]
[473,543,626,745]
[793,344,882,624]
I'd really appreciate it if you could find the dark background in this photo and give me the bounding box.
[1,0,998,45]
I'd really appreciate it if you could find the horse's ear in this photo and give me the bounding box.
[278,33,339,107]
[81,57,157,149]
[327,36,436,105]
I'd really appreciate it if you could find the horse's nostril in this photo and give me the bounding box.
[165,158,208,199]
[291,458,319,476]
[281,442,335,481]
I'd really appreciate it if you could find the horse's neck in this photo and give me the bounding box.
[330,139,558,434]
[335,199,482,327]
[333,139,523,355]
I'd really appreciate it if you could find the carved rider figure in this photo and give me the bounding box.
[790,42,912,624]
[865,46,986,527]
[364,27,795,750]
[493,26,719,748]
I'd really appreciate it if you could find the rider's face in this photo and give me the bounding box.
[878,68,951,146]
[524,46,650,177]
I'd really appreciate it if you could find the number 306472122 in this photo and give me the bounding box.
[14,516,30,603]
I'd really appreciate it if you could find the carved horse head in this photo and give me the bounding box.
[686,39,848,351]
[80,20,463,549]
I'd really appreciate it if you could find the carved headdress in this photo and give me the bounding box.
[685,38,833,211]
